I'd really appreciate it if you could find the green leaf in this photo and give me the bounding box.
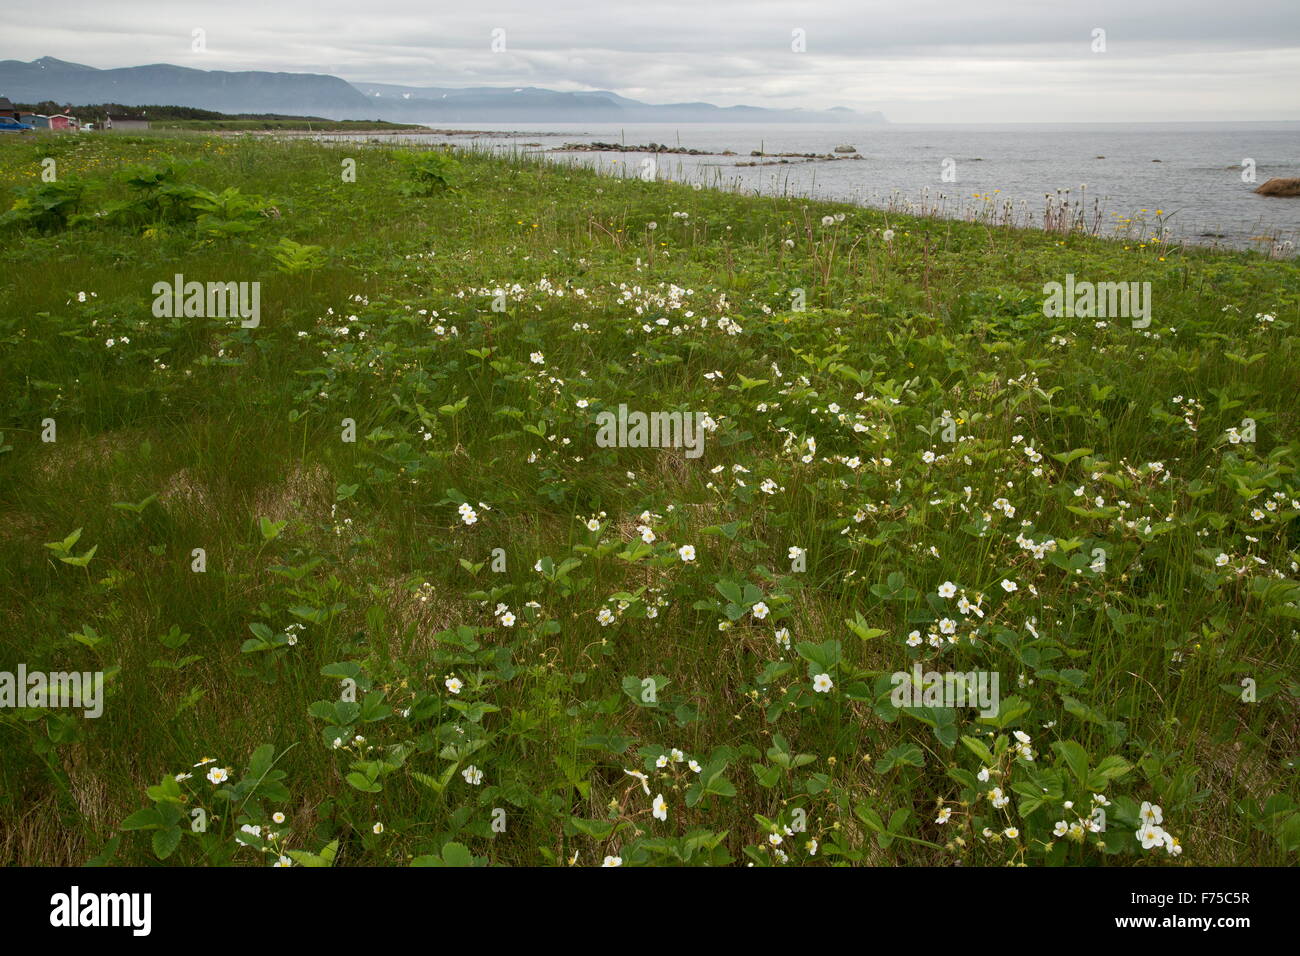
[247,744,276,780]
[960,735,995,766]
[875,743,924,773]
[112,493,158,514]
[1089,754,1133,787]
[321,661,362,680]
[151,827,182,860]
[44,528,82,553]
[60,545,97,567]
[844,611,886,641]
[568,817,620,839]
[440,841,475,867]
[978,694,1030,729]
[144,775,183,804]
[1052,740,1091,784]
[119,808,163,831]
[346,772,383,793]
[1051,447,1093,465]
[714,580,744,605]
[288,840,338,867]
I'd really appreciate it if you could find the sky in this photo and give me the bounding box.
[3,0,1299,123]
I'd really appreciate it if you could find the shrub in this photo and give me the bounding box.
[395,149,459,196]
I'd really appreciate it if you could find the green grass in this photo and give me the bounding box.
[1,130,1298,867]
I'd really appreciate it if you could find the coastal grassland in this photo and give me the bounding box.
[150,119,430,131]
[1,130,1298,867]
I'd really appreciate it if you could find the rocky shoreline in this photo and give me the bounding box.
[553,141,734,155]
[551,140,867,165]
[734,150,865,167]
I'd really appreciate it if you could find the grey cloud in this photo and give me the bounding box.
[1,0,1296,121]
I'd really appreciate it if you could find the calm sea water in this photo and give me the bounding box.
[357,122,1300,252]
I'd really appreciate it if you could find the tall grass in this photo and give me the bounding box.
[0,131,1297,867]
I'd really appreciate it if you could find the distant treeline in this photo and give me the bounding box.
[10,103,422,130]
[155,118,424,130]
[13,102,229,119]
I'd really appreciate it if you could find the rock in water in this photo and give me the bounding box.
[1254,177,1300,197]
[833,144,857,153]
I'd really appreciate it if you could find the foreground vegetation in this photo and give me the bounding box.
[1,130,1297,867]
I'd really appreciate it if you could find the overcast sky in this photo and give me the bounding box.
[4,0,1299,122]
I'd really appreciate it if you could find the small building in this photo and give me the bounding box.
[104,115,150,131]
[47,114,78,131]
[28,115,51,128]
[0,99,33,132]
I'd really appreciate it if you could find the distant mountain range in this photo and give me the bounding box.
[353,82,882,124]
[0,57,885,125]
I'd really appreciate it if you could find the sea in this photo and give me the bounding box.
[336,122,1300,253]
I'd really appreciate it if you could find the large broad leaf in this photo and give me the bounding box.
[795,639,842,673]
[1052,740,1090,785]
[440,842,475,867]
[151,827,182,860]
[119,808,163,831]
